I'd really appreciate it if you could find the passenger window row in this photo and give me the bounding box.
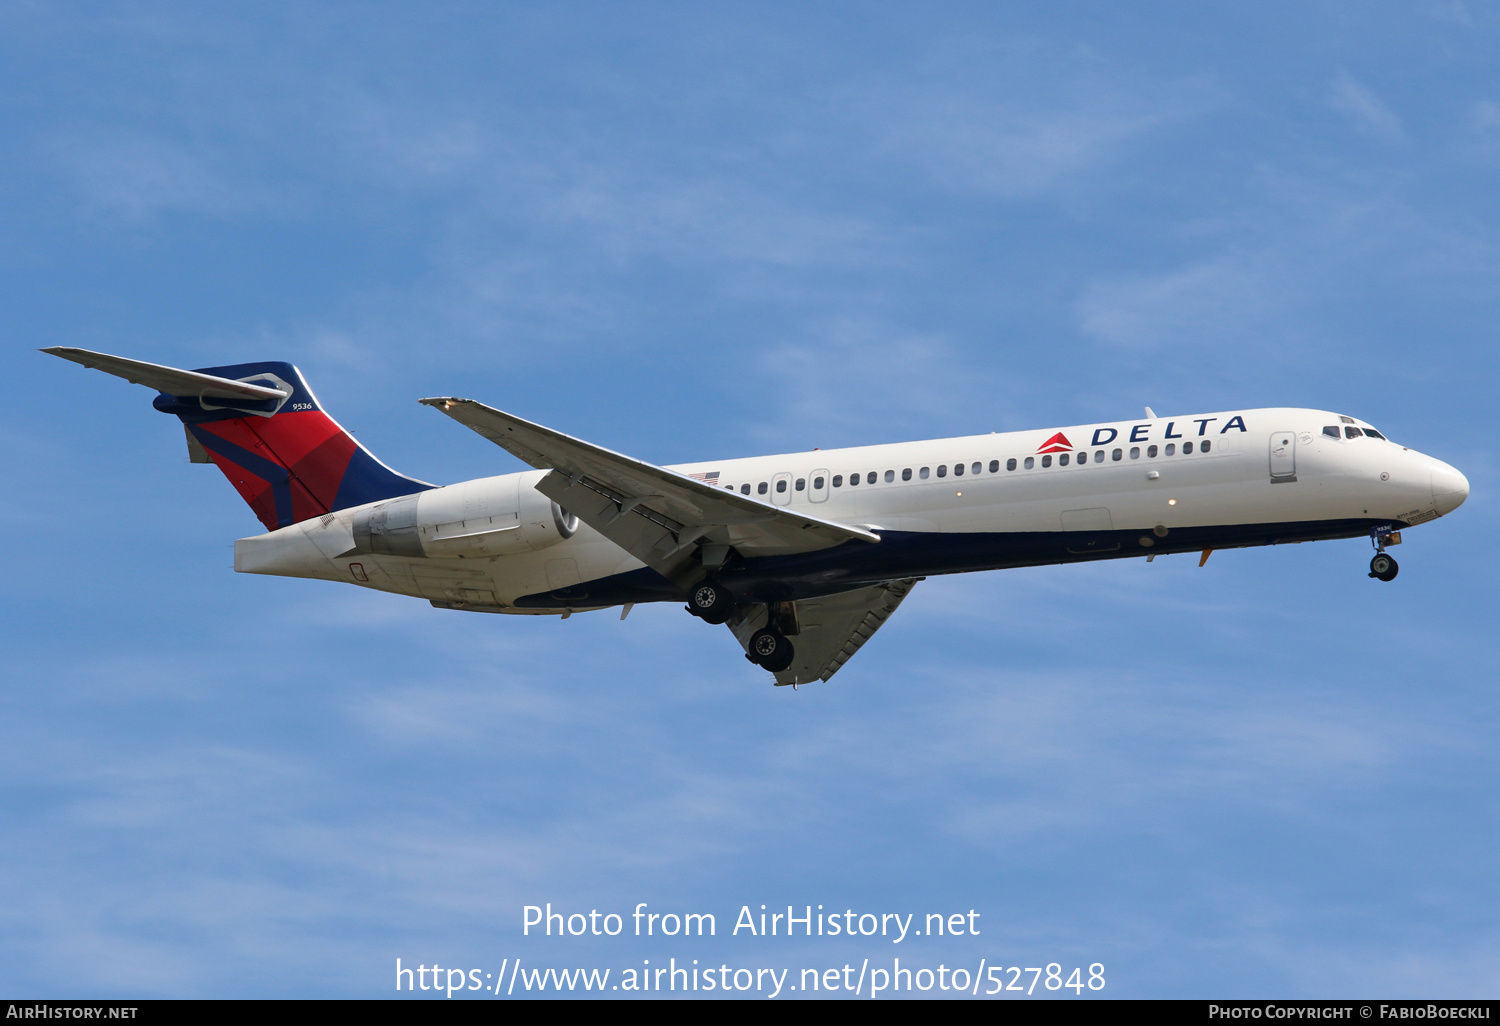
[1005,440,1213,471]
[719,438,1218,496]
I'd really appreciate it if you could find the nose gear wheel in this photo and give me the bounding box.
[1369,553,1398,582]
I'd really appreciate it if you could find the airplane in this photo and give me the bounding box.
[43,347,1470,687]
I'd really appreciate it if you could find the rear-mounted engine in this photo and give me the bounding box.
[348,472,576,559]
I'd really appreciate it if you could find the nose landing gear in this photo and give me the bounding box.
[1368,526,1400,582]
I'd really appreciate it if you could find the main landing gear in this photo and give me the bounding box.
[747,628,795,673]
[685,580,735,624]
[685,579,797,673]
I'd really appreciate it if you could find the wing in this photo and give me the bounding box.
[419,397,879,582]
[729,578,920,687]
[40,347,290,401]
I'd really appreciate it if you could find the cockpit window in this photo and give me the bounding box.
[1323,426,1340,439]
[1363,428,1387,440]
[1345,427,1363,439]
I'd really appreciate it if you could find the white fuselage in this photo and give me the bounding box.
[234,408,1469,613]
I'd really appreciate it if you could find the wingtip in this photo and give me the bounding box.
[418,396,464,409]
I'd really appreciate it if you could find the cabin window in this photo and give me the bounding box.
[989,460,1000,473]
[849,473,859,486]
[1059,453,1070,466]
[1130,447,1140,459]
[920,467,930,479]
[1345,427,1363,439]
[972,462,981,475]
[1183,441,1193,454]
[795,478,805,491]
[1024,457,1035,469]
[1364,429,1387,440]
[901,468,912,481]
[757,482,768,494]
[954,463,965,476]
[1147,445,1158,458]
[867,472,876,484]
[1006,458,1017,471]
[741,484,750,494]
[1323,426,1341,438]
[1095,450,1105,462]
[1164,443,1175,456]
[1042,455,1053,468]
[832,475,843,487]
[1201,440,1211,453]
[1112,448,1122,461]
[937,465,947,478]
[1077,452,1087,464]
[776,479,787,493]
[882,470,892,483]
[813,476,825,489]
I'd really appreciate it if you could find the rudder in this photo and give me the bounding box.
[151,361,434,531]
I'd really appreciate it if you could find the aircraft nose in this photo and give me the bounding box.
[1431,462,1470,517]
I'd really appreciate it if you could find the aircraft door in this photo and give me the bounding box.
[809,468,830,503]
[1269,431,1297,480]
[771,472,793,506]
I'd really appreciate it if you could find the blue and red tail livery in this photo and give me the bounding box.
[152,361,432,530]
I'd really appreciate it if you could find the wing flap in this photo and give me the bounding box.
[534,468,702,577]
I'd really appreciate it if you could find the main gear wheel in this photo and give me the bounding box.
[686,580,734,624]
[747,628,795,673]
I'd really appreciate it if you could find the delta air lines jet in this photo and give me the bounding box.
[44,348,1470,687]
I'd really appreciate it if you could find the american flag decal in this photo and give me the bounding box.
[688,471,720,484]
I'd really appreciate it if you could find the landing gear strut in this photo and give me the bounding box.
[747,628,795,673]
[1368,526,1400,582]
[685,580,735,624]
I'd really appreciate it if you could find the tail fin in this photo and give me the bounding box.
[44,347,433,531]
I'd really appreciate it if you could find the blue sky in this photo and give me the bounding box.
[2,1,1496,999]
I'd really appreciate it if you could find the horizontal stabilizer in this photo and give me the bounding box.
[40,347,290,401]
[46,347,433,531]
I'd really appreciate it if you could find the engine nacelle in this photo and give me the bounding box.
[350,471,577,559]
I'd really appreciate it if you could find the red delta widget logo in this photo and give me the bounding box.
[1036,416,1253,454]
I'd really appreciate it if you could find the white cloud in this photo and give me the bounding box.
[750,317,1022,446]
[1330,71,1405,143]
[51,130,279,223]
[1074,166,1500,362]
[1467,99,1500,159]
[1077,257,1279,352]
[847,43,1213,200]
[877,96,1171,198]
